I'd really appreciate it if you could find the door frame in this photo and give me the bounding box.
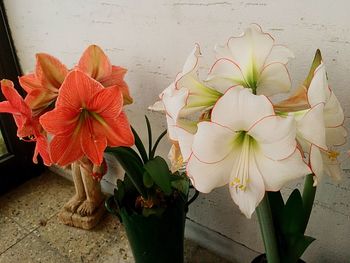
[0,0,44,194]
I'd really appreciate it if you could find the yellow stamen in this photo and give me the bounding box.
[327,150,339,161]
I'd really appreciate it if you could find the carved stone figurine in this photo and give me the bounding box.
[58,157,106,229]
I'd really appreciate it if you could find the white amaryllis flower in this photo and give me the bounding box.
[206,24,294,96]
[305,63,346,181]
[149,44,222,168]
[187,87,311,218]
[275,58,346,183]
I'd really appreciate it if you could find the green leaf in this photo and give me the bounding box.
[281,189,305,235]
[131,126,148,164]
[143,171,154,188]
[303,49,322,88]
[106,146,147,197]
[268,191,284,223]
[171,177,190,196]
[145,115,153,159]
[144,156,172,195]
[285,234,315,263]
[150,129,167,159]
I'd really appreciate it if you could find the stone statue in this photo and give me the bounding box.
[58,157,106,229]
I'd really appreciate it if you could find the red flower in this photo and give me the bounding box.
[40,70,134,166]
[19,53,68,116]
[77,45,133,105]
[0,80,51,165]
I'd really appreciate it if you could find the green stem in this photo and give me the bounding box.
[256,193,280,263]
[301,174,316,233]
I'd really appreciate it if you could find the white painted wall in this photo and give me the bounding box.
[4,1,350,262]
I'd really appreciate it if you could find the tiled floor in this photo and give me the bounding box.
[0,170,231,263]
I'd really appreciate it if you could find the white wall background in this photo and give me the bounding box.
[4,1,350,262]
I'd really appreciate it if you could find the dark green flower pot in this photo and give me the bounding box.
[106,195,188,263]
[121,197,186,263]
[251,254,306,263]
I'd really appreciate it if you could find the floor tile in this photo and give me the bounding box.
[35,212,133,263]
[0,170,75,231]
[0,214,28,254]
[0,233,69,263]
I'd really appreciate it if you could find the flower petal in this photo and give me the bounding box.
[257,62,291,96]
[321,149,341,181]
[220,24,274,74]
[80,120,107,165]
[296,103,327,150]
[39,107,79,136]
[307,63,329,106]
[99,66,133,105]
[206,58,245,93]
[186,153,233,193]
[265,45,294,65]
[192,121,234,163]
[273,85,309,112]
[77,45,112,80]
[50,134,84,166]
[256,149,310,191]
[229,154,265,218]
[161,82,188,121]
[19,73,42,93]
[248,115,296,160]
[88,86,123,118]
[33,134,52,166]
[93,111,134,147]
[173,119,197,161]
[324,91,344,128]
[309,145,324,184]
[56,70,103,109]
[326,126,347,146]
[211,87,274,131]
[36,53,68,90]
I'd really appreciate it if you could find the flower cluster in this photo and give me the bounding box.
[152,24,346,218]
[0,45,134,167]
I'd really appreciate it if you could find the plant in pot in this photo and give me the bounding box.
[150,24,346,263]
[0,45,135,229]
[105,116,198,263]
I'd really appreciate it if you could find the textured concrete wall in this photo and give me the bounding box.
[4,1,350,262]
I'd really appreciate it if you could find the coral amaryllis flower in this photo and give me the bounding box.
[19,53,68,116]
[0,80,51,165]
[40,70,134,166]
[187,87,311,218]
[206,24,294,96]
[77,45,133,105]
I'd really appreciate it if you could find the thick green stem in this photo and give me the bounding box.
[301,174,316,233]
[256,193,280,263]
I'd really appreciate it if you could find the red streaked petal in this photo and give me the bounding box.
[1,79,32,125]
[99,66,133,105]
[33,134,52,165]
[0,101,18,114]
[93,111,134,146]
[77,45,112,80]
[35,53,68,90]
[56,70,104,109]
[39,107,79,136]
[50,135,84,166]
[24,88,58,115]
[88,86,123,118]
[80,120,107,165]
[19,74,42,93]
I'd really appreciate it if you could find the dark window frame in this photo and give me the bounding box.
[0,0,44,194]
